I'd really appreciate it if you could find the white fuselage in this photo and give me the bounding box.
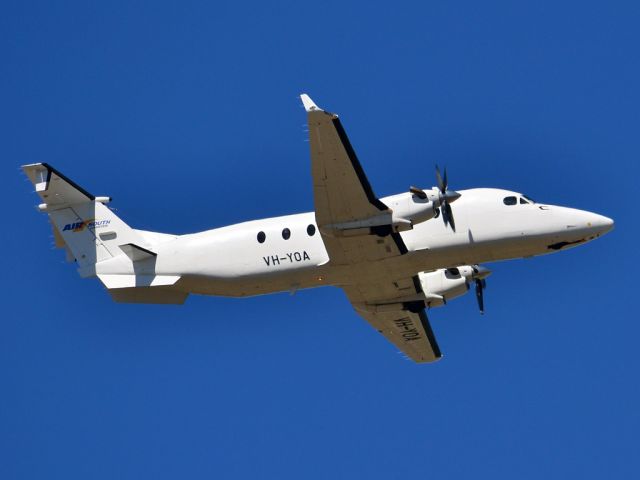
[94,188,613,297]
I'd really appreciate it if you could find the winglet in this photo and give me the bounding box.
[300,93,322,112]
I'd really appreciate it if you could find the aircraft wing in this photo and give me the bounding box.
[343,275,442,363]
[301,94,407,264]
[301,95,439,361]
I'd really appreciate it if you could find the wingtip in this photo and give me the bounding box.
[300,93,322,112]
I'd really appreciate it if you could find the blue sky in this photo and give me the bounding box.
[2,1,639,478]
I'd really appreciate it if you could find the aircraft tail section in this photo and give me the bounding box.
[46,200,143,267]
[23,163,186,304]
[23,163,149,266]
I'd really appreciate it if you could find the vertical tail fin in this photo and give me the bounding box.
[23,163,148,267]
[23,163,186,304]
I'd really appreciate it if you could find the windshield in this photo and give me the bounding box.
[522,194,536,203]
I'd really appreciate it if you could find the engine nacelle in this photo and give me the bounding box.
[418,265,490,307]
[385,191,438,227]
[418,268,469,307]
[321,190,441,238]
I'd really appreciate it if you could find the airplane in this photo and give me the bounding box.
[22,94,614,363]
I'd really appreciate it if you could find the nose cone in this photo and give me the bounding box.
[588,213,615,236]
[547,207,613,250]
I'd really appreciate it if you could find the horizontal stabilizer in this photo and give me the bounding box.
[23,163,96,207]
[119,243,157,261]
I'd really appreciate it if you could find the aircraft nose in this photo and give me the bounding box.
[586,212,614,236]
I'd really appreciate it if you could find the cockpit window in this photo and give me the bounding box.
[522,194,535,203]
[503,196,517,206]
[519,197,529,204]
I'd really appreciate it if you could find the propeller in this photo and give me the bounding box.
[435,165,461,232]
[471,265,491,314]
[475,278,487,314]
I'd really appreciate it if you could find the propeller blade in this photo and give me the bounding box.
[444,202,456,232]
[475,279,485,314]
[435,165,444,192]
[441,201,449,226]
[443,167,448,191]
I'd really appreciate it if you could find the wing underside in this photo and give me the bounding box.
[302,94,441,362]
[354,305,441,363]
[302,94,407,265]
[344,276,442,363]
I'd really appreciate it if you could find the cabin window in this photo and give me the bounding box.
[307,224,316,236]
[257,231,266,243]
[503,196,517,206]
[282,228,291,240]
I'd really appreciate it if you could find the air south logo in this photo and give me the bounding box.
[62,219,111,232]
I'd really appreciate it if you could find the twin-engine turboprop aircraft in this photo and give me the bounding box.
[22,94,614,363]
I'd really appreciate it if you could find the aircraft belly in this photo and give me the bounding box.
[177,264,335,297]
